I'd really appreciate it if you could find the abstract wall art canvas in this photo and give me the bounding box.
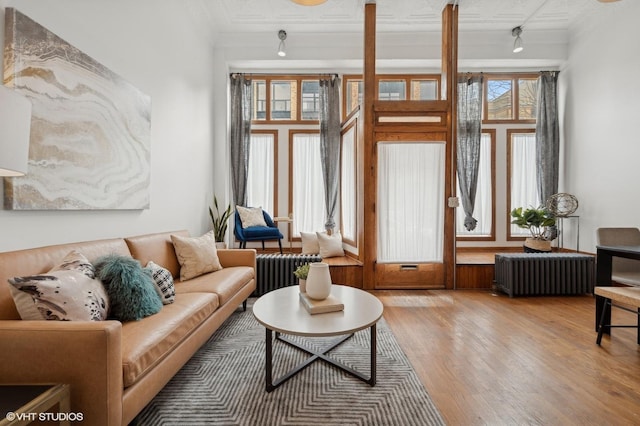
[3,8,151,210]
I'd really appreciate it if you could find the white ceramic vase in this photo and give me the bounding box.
[305,262,332,300]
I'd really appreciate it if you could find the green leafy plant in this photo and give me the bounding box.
[209,195,233,243]
[510,206,556,240]
[293,263,310,280]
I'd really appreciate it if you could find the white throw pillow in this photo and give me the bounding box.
[300,231,321,254]
[317,231,345,258]
[237,206,268,228]
[171,231,223,281]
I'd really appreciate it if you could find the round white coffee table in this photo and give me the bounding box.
[253,285,383,392]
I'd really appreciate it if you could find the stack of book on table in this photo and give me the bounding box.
[299,292,344,314]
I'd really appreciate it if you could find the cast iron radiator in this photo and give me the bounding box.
[254,254,322,296]
[494,253,595,297]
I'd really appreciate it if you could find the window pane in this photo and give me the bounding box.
[247,133,275,214]
[341,126,357,243]
[411,80,438,100]
[345,79,363,116]
[377,142,444,263]
[253,80,266,120]
[271,80,297,120]
[518,78,537,120]
[456,133,492,236]
[487,79,513,120]
[301,80,319,120]
[292,133,325,236]
[510,133,539,237]
[379,80,406,101]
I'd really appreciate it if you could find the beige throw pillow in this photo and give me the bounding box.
[300,231,321,254]
[237,206,267,228]
[171,231,222,281]
[317,231,345,258]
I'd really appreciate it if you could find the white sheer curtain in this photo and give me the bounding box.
[457,133,492,236]
[246,133,274,214]
[510,132,539,236]
[341,126,356,243]
[292,133,326,237]
[377,142,445,263]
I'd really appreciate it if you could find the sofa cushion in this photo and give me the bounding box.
[174,267,253,306]
[317,231,345,258]
[124,230,187,280]
[95,254,163,322]
[121,292,219,387]
[171,231,223,281]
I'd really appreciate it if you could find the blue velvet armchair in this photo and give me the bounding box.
[234,209,284,253]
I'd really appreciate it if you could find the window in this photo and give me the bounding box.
[340,123,357,245]
[484,75,538,122]
[301,80,320,120]
[253,80,266,120]
[456,130,495,239]
[249,75,325,124]
[290,132,326,237]
[507,129,539,239]
[247,131,277,214]
[378,80,406,101]
[271,80,296,120]
[342,74,440,119]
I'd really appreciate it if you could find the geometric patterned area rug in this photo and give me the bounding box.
[134,300,445,426]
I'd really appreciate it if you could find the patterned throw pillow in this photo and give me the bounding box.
[145,261,175,304]
[8,250,109,321]
[236,206,268,228]
[9,249,110,321]
[171,231,223,281]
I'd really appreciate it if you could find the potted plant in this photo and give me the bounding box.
[293,263,310,293]
[209,195,233,248]
[510,206,557,252]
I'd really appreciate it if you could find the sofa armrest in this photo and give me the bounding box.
[217,248,256,269]
[0,320,123,426]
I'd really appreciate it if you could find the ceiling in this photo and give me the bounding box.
[196,0,606,36]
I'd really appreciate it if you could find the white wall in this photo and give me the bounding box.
[560,1,640,253]
[0,0,222,251]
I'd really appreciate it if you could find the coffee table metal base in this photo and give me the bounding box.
[264,325,377,392]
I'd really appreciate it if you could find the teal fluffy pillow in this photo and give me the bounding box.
[94,254,162,321]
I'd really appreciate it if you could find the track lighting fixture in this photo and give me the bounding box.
[277,30,287,57]
[512,26,523,53]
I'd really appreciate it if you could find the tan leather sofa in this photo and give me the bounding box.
[0,230,256,426]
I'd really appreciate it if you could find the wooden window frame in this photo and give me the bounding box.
[340,119,358,247]
[341,74,441,120]
[250,75,325,125]
[483,73,539,124]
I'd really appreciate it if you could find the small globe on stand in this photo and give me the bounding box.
[546,193,579,217]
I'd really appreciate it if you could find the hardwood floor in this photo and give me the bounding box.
[375,290,640,426]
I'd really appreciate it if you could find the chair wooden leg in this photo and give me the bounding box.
[261,241,265,250]
[278,239,283,254]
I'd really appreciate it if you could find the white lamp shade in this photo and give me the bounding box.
[0,85,32,176]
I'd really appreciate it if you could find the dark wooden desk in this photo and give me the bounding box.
[595,245,640,333]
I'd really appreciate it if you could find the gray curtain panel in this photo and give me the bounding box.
[229,74,252,207]
[535,71,560,207]
[319,76,341,231]
[456,74,483,231]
